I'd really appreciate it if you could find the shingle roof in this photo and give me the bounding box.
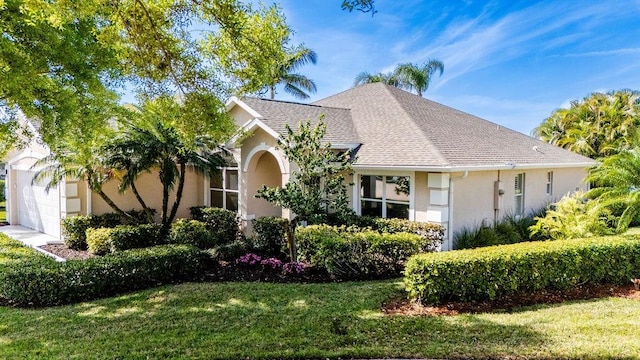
[240,97,359,146]
[236,83,593,169]
[313,83,593,168]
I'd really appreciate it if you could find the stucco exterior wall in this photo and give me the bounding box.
[414,172,431,222]
[451,167,589,236]
[91,167,204,220]
[229,105,254,127]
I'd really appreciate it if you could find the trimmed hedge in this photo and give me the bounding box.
[85,224,163,255]
[170,219,214,249]
[61,210,154,250]
[404,235,640,305]
[0,245,209,307]
[190,207,238,245]
[0,234,53,270]
[252,216,290,256]
[296,224,424,279]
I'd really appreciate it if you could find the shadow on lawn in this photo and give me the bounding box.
[0,281,548,359]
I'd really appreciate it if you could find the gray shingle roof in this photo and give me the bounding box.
[313,83,593,168]
[240,97,359,146]
[237,83,593,169]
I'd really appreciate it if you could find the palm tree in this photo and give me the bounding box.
[395,59,444,97]
[267,46,317,100]
[106,106,226,233]
[34,145,132,219]
[353,71,401,87]
[534,90,640,159]
[586,147,640,231]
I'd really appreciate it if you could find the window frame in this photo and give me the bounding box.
[546,171,553,196]
[210,167,239,211]
[514,173,525,217]
[356,172,414,220]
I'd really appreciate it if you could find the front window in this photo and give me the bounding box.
[360,175,410,219]
[514,173,525,216]
[211,168,239,211]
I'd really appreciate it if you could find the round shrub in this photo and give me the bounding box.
[170,219,214,249]
[190,207,239,245]
[252,216,290,256]
[86,227,114,255]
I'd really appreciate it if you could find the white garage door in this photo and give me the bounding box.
[16,170,61,237]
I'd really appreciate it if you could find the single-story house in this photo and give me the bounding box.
[5,83,594,249]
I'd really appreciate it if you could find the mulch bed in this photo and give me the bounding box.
[34,244,640,314]
[39,244,95,260]
[382,283,640,316]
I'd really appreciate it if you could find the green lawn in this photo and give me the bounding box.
[1,234,639,359]
[1,280,639,359]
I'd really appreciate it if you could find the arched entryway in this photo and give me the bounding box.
[244,150,284,219]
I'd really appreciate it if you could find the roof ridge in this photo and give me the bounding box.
[246,96,350,111]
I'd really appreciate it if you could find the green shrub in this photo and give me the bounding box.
[404,235,640,305]
[0,244,209,307]
[61,210,156,250]
[109,224,164,252]
[454,224,501,250]
[207,240,250,261]
[86,228,114,255]
[190,207,238,245]
[170,219,213,249]
[369,218,445,251]
[296,225,423,279]
[252,216,290,256]
[530,191,614,240]
[61,216,93,250]
[0,234,53,270]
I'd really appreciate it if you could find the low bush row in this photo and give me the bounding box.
[0,234,53,270]
[61,210,153,250]
[404,235,640,304]
[0,245,209,307]
[296,225,425,279]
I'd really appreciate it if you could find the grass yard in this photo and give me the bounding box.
[1,280,639,359]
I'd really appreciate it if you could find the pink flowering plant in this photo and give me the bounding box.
[283,261,306,275]
[236,253,262,266]
[260,257,283,270]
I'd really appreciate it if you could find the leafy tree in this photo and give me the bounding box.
[586,147,640,232]
[1,0,298,153]
[105,97,228,233]
[395,60,444,97]
[529,191,613,240]
[533,90,640,159]
[256,117,355,259]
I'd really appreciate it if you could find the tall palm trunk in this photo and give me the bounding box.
[131,182,155,223]
[165,162,187,234]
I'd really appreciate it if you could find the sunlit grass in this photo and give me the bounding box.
[1,280,639,359]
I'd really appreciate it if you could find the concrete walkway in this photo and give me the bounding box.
[0,225,65,261]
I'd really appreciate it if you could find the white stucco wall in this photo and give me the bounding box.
[450,167,589,235]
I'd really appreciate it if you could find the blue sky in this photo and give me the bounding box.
[270,0,640,135]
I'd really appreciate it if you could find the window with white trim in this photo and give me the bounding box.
[360,175,410,219]
[514,173,525,216]
[211,168,238,211]
[546,171,553,196]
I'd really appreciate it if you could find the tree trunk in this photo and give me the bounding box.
[86,170,128,218]
[286,218,298,261]
[131,181,155,223]
[165,162,186,234]
[161,170,170,226]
